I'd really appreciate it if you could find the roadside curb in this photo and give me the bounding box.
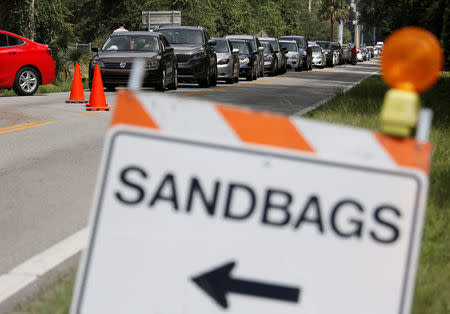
[0,229,87,313]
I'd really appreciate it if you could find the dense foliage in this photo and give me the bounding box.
[1,0,448,71]
[357,0,450,68]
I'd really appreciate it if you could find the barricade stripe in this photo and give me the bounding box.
[111,90,159,129]
[374,134,432,174]
[292,119,397,167]
[137,94,240,143]
[216,104,315,153]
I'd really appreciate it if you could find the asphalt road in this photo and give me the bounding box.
[0,60,379,275]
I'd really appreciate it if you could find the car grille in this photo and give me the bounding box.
[176,54,191,63]
[103,62,133,69]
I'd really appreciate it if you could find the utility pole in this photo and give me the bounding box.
[308,0,312,13]
[29,0,35,41]
[351,0,359,48]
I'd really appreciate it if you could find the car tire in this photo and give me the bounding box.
[156,69,168,91]
[13,67,40,96]
[210,66,217,87]
[233,75,239,83]
[105,84,116,92]
[199,66,210,87]
[168,68,178,90]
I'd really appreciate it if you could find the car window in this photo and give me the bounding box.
[261,41,272,53]
[247,39,257,51]
[8,35,25,46]
[311,46,321,52]
[102,35,160,52]
[268,40,279,51]
[160,36,170,49]
[0,33,7,47]
[230,41,250,54]
[214,40,230,53]
[280,42,297,52]
[316,41,329,49]
[155,29,204,45]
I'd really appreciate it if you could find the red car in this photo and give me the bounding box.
[0,30,55,96]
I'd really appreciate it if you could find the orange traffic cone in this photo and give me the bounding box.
[65,63,88,103]
[86,64,110,111]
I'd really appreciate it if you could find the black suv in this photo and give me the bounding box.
[154,25,217,87]
[89,31,177,91]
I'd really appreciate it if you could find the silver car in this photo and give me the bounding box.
[212,37,239,84]
[309,44,325,67]
[279,40,301,71]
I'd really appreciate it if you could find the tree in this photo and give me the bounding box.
[318,0,349,41]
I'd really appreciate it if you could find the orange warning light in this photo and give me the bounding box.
[381,26,444,93]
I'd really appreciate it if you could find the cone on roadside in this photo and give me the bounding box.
[65,63,88,103]
[86,64,110,111]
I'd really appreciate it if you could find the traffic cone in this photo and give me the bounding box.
[86,64,110,111]
[65,63,88,103]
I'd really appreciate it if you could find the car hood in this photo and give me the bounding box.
[96,51,158,61]
[169,44,204,54]
[285,52,298,57]
[216,52,231,59]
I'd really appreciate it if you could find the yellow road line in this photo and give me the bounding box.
[76,111,105,116]
[0,122,39,131]
[180,68,331,97]
[0,122,54,135]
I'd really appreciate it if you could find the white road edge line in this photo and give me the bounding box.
[0,228,87,312]
[292,68,380,117]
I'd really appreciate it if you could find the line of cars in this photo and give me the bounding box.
[0,26,380,96]
[88,27,327,91]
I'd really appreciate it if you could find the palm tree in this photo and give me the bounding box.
[318,0,350,41]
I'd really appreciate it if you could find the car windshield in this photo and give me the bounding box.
[155,29,203,45]
[316,41,329,49]
[102,35,160,52]
[261,42,272,53]
[268,40,279,51]
[310,46,321,52]
[282,37,306,49]
[230,41,250,54]
[214,40,229,53]
[280,42,297,52]
[330,43,340,49]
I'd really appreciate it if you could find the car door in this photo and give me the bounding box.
[0,33,25,87]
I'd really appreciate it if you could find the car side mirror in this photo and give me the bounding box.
[208,40,216,46]
[91,47,98,53]
[232,48,239,53]
[165,47,174,53]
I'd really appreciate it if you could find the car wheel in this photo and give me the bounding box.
[168,68,178,90]
[156,69,168,91]
[199,66,210,87]
[210,65,217,87]
[13,67,40,96]
[105,84,116,92]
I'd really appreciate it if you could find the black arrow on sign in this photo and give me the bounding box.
[191,261,300,309]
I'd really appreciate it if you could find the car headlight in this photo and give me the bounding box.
[192,50,207,59]
[218,58,230,65]
[240,57,250,64]
[146,60,159,69]
[91,60,104,68]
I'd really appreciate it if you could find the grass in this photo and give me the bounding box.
[10,73,450,313]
